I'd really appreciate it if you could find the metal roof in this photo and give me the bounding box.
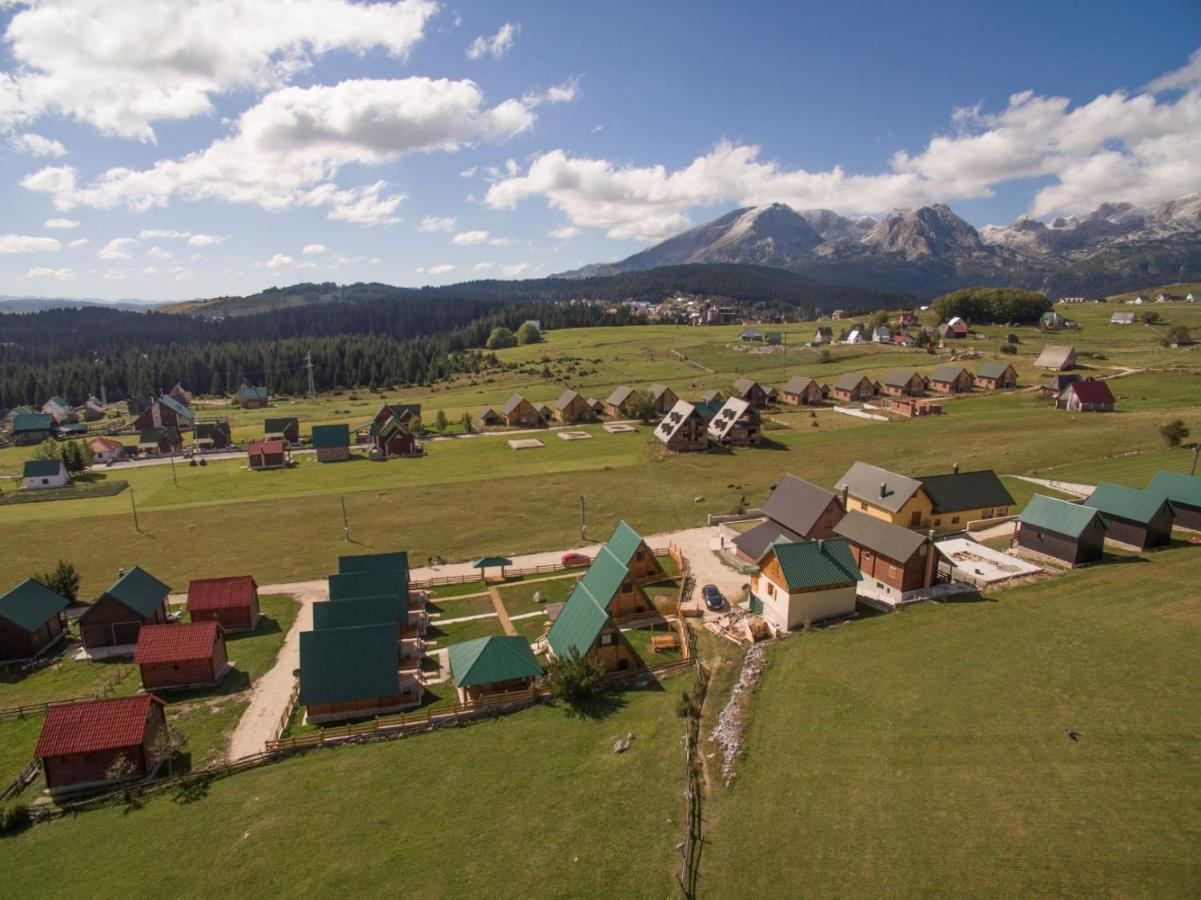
[1084,482,1171,525]
[298,623,401,706]
[833,511,927,562]
[655,399,706,444]
[500,394,529,416]
[546,582,612,658]
[310,423,350,449]
[732,377,760,396]
[555,389,582,411]
[732,520,805,561]
[339,551,410,579]
[781,375,818,394]
[1064,379,1114,404]
[648,383,674,400]
[328,570,408,603]
[22,459,65,478]
[976,362,1015,380]
[883,370,924,388]
[36,695,164,758]
[930,365,970,383]
[916,470,1014,514]
[759,538,861,591]
[835,462,923,513]
[833,372,873,392]
[473,556,513,568]
[761,475,841,537]
[157,393,195,421]
[264,416,299,433]
[1018,494,1101,539]
[187,576,257,612]
[605,520,647,567]
[1146,470,1201,510]
[606,385,634,408]
[13,413,54,432]
[312,596,400,630]
[448,635,542,688]
[1034,345,1076,370]
[0,578,69,632]
[96,566,170,617]
[134,621,222,665]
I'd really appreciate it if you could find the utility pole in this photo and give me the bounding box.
[341,496,351,542]
[305,352,317,400]
[130,486,140,533]
[579,495,587,542]
[169,450,178,487]
[1191,443,1200,477]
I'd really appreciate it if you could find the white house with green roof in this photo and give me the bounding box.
[22,458,70,490]
[751,538,861,632]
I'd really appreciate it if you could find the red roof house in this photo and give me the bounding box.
[134,622,229,691]
[187,575,261,632]
[1057,378,1115,412]
[247,439,288,470]
[36,695,168,794]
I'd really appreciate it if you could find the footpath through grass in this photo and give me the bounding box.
[700,544,1201,897]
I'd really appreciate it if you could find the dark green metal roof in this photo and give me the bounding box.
[1084,482,1171,526]
[13,413,53,432]
[264,416,299,434]
[311,423,350,449]
[0,578,69,631]
[158,394,195,420]
[22,459,65,478]
[917,470,1015,515]
[546,582,612,658]
[472,556,513,569]
[299,623,400,706]
[760,538,861,591]
[338,551,410,580]
[327,570,408,604]
[1019,494,1101,539]
[448,635,542,687]
[312,596,401,630]
[1146,470,1201,510]
[605,521,646,567]
[97,566,170,617]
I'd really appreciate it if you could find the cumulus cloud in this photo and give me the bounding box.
[452,229,491,246]
[138,229,189,239]
[0,0,438,140]
[44,217,79,229]
[302,243,328,254]
[416,263,455,275]
[333,254,381,265]
[486,58,1201,238]
[97,237,138,259]
[67,238,88,248]
[548,224,580,240]
[24,266,73,280]
[11,132,66,157]
[466,22,519,60]
[264,253,315,270]
[187,233,225,247]
[0,234,61,253]
[1145,48,1201,93]
[146,245,174,260]
[419,215,457,232]
[22,77,537,226]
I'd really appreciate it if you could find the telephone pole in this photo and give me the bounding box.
[341,496,351,542]
[579,495,587,541]
[129,486,140,533]
[305,352,317,400]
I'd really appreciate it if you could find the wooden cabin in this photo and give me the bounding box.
[193,419,232,450]
[881,370,927,397]
[553,390,594,423]
[133,395,195,431]
[36,695,168,794]
[1034,344,1076,370]
[370,413,420,457]
[731,378,769,408]
[1083,482,1174,550]
[247,439,289,469]
[646,384,678,415]
[79,567,171,651]
[780,375,824,406]
[654,400,710,452]
[135,621,229,691]
[299,623,422,722]
[499,394,541,428]
[138,427,182,456]
[1015,495,1106,566]
[236,383,269,409]
[707,397,762,447]
[750,538,860,632]
[831,373,876,402]
[1057,378,1114,412]
[12,413,54,445]
[264,417,300,444]
[605,385,636,418]
[733,476,845,563]
[476,406,501,428]
[187,575,261,632]
[833,511,935,602]
[1146,471,1201,532]
[929,365,974,394]
[974,362,1018,390]
[0,578,69,662]
[311,424,351,462]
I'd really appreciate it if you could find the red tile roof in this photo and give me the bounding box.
[134,621,223,665]
[89,436,124,452]
[1067,380,1114,403]
[188,575,257,612]
[247,439,285,455]
[36,694,163,758]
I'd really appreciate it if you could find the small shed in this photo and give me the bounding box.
[1083,482,1174,550]
[135,621,229,691]
[1034,344,1076,370]
[264,417,301,444]
[1015,494,1106,565]
[646,384,679,415]
[193,420,232,450]
[731,378,769,408]
[79,566,171,651]
[447,635,543,702]
[187,575,261,632]
[476,406,501,428]
[554,389,594,423]
[236,383,269,409]
[780,375,823,406]
[604,385,636,418]
[1145,470,1201,531]
[311,424,351,462]
[22,459,70,490]
[36,695,168,794]
[247,439,288,469]
[0,578,69,662]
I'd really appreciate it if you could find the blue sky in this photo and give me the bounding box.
[0,0,1198,300]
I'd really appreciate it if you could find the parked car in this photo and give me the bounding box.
[702,584,725,611]
[561,552,591,568]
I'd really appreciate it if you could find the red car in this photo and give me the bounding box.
[561,552,591,568]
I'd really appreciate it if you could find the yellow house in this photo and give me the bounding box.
[835,462,933,529]
[914,469,1015,534]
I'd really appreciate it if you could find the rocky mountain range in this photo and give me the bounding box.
[563,195,1201,298]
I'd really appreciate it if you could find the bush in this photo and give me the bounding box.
[675,691,695,718]
[1160,418,1190,448]
[34,560,80,604]
[0,802,32,835]
[547,647,605,702]
[999,343,1017,355]
[486,327,517,350]
[516,322,542,345]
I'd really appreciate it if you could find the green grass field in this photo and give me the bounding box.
[700,544,1201,897]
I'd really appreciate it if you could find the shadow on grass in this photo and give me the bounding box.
[158,667,252,702]
[559,691,629,721]
[755,437,791,451]
[934,590,993,604]
[853,601,889,619]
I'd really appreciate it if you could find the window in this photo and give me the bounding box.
[621,582,631,593]
[982,509,994,519]
[859,502,869,511]
[635,551,644,561]
[42,478,49,485]
[934,519,941,527]
[767,582,775,597]
[951,516,960,525]
[599,633,615,646]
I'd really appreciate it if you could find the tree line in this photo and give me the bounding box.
[931,287,1052,324]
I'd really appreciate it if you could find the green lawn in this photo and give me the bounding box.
[427,593,497,621]
[700,543,1201,897]
[0,678,690,899]
[496,574,580,617]
[0,655,136,710]
[425,614,507,647]
[622,623,683,666]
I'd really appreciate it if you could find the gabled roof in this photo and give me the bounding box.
[448,635,542,687]
[1084,482,1171,525]
[328,569,408,605]
[707,396,753,440]
[13,413,54,432]
[237,384,268,402]
[1146,470,1201,510]
[759,538,861,591]
[23,459,65,478]
[135,621,222,665]
[732,519,805,561]
[0,578,69,632]
[655,399,706,444]
[375,415,413,441]
[298,624,400,706]
[833,511,927,562]
[883,370,924,388]
[606,385,634,408]
[36,695,164,758]
[264,416,299,434]
[139,426,179,446]
[833,372,872,392]
[1111,312,1136,323]
[89,436,124,453]
[555,389,582,411]
[732,377,760,396]
[312,596,400,630]
[976,362,1016,379]
[500,394,529,416]
[699,389,723,403]
[916,470,1014,515]
[188,575,257,612]
[835,462,923,513]
[546,582,613,658]
[814,326,833,336]
[1034,344,1076,369]
[605,520,648,567]
[477,405,498,419]
[1018,494,1101,539]
[247,439,285,455]
[1064,379,1114,404]
[157,393,195,421]
[97,566,170,617]
[781,375,819,395]
[761,475,841,537]
[647,383,674,400]
[339,550,409,580]
[383,402,421,420]
[930,365,970,383]
[311,423,350,449]
[1047,373,1082,391]
[194,421,230,440]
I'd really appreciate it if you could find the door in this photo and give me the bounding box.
[909,509,922,527]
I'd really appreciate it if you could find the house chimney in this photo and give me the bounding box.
[879,481,887,499]
[117,567,126,578]
[841,485,849,510]
[952,462,960,474]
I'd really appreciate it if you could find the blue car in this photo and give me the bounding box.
[702,584,725,611]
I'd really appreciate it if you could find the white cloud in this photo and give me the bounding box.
[44,217,79,229]
[96,267,130,280]
[548,225,580,240]
[187,233,225,247]
[466,22,519,60]
[97,237,138,259]
[146,245,174,260]
[486,70,1201,238]
[452,229,491,246]
[264,252,314,270]
[501,262,529,277]
[302,243,328,254]
[138,229,189,239]
[0,234,61,253]
[1145,48,1201,93]
[419,215,457,232]
[416,263,455,275]
[23,78,537,226]
[459,166,477,178]
[67,238,88,248]
[333,254,381,265]
[523,77,580,108]
[11,133,66,157]
[0,0,439,140]
[24,266,73,280]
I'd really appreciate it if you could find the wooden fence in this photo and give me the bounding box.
[677,662,711,899]
[0,759,38,803]
[0,663,134,724]
[271,679,300,745]
[410,546,672,590]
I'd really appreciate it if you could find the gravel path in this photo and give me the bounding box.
[1008,475,1095,498]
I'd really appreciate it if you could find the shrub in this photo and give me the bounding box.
[547,647,605,702]
[999,343,1017,355]
[0,802,32,835]
[486,327,517,350]
[675,691,695,718]
[516,322,542,344]
[34,560,80,604]
[1160,418,1190,448]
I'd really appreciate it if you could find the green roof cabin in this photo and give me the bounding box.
[447,635,543,702]
[22,458,70,490]
[79,566,171,652]
[298,623,421,722]
[0,578,70,661]
[1145,470,1201,532]
[750,538,861,632]
[1083,482,1175,550]
[311,423,351,462]
[1015,494,1106,566]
